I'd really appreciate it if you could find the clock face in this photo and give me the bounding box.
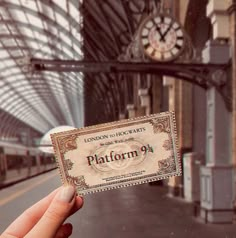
[140,15,185,62]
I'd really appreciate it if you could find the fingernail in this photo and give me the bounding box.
[57,186,75,203]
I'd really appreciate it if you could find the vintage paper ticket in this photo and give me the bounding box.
[51,111,181,195]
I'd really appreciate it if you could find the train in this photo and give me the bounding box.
[0,141,57,188]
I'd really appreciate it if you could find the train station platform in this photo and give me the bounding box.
[1,170,236,238]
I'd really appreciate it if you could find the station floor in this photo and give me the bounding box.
[1,170,236,238]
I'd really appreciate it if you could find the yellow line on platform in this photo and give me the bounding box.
[0,171,57,207]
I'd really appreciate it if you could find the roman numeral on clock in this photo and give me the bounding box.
[140,14,185,61]
[174,44,182,50]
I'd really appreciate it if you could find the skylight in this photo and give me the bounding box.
[0,0,84,135]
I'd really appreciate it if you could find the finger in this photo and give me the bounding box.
[1,187,83,238]
[25,185,78,238]
[55,223,73,238]
[1,188,60,237]
[69,195,84,216]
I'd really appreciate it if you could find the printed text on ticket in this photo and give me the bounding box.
[51,111,181,195]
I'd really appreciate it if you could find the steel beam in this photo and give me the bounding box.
[30,58,231,111]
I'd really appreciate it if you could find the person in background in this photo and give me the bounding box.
[0,185,83,238]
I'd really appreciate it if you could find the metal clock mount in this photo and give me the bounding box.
[30,0,232,112]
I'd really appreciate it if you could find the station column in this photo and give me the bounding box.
[229,0,236,172]
[198,0,234,223]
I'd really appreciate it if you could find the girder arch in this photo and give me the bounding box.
[1,96,56,128]
[0,34,82,60]
[0,87,74,126]
[1,0,213,141]
[1,2,83,51]
[0,70,83,94]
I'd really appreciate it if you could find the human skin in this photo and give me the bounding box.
[0,185,83,238]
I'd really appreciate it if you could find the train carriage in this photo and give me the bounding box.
[0,141,56,187]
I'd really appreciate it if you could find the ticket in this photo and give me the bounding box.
[51,111,181,195]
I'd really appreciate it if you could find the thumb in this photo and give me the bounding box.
[25,185,76,238]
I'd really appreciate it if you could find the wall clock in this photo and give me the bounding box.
[140,14,185,62]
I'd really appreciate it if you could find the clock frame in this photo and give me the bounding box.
[139,14,186,62]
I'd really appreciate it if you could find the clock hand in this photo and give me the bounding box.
[160,23,173,42]
[155,24,165,40]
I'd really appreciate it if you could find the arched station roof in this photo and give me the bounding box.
[0,0,151,138]
[0,0,200,139]
[0,0,85,136]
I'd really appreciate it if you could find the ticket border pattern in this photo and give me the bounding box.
[51,111,181,195]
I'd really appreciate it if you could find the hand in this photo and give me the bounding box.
[160,23,173,42]
[0,185,83,238]
[155,25,163,39]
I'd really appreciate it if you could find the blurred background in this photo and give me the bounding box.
[0,0,236,237]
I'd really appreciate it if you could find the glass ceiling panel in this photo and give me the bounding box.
[0,25,8,34]
[4,59,16,67]
[69,2,79,19]
[1,70,18,78]
[23,0,38,11]
[55,12,68,27]
[0,50,10,58]
[56,0,67,10]
[10,52,22,58]
[0,10,10,19]
[73,44,83,56]
[59,32,72,47]
[7,26,18,34]
[13,43,24,50]
[28,41,39,50]
[5,68,21,78]
[1,38,16,47]
[0,81,4,87]
[25,14,44,29]
[1,91,16,102]
[0,85,10,95]
[6,78,26,86]
[7,0,20,3]
[34,32,47,42]
[19,27,35,38]
[62,46,73,58]
[9,9,28,22]
[38,3,55,22]
[0,0,85,135]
